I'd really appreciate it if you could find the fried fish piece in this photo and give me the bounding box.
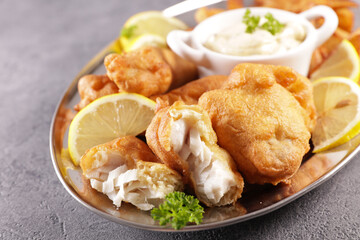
[104,46,198,97]
[80,136,183,211]
[224,64,316,132]
[268,65,316,132]
[199,64,311,185]
[151,75,227,112]
[74,75,119,111]
[146,102,244,207]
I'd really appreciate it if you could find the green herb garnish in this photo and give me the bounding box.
[242,9,260,34]
[242,9,285,35]
[261,13,285,35]
[121,25,137,38]
[151,191,204,230]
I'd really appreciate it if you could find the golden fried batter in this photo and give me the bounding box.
[223,64,316,132]
[104,46,198,97]
[151,75,227,112]
[80,136,183,210]
[74,75,119,111]
[199,64,311,185]
[269,65,316,132]
[146,102,244,207]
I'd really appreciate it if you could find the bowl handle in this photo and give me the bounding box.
[300,5,338,48]
[167,30,205,65]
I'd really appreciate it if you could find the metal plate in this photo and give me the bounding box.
[50,26,360,233]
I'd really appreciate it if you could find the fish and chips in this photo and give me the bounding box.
[67,0,360,227]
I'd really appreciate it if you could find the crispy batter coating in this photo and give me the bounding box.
[104,46,198,97]
[198,64,311,185]
[223,63,316,132]
[74,75,119,111]
[80,136,183,210]
[80,136,160,178]
[151,75,228,112]
[271,65,316,132]
[146,102,244,207]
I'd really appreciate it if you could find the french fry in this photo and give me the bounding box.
[226,0,244,9]
[336,8,354,32]
[254,0,314,13]
[349,28,360,55]
[194,7,224,23]
[335,28,351,39]
[314,0,358,9]
[255,0,358,13]
[310,17,324,29]
[309,32,344,75]
[309,49,323,74]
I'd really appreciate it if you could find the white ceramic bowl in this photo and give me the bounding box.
[167,6,338,77]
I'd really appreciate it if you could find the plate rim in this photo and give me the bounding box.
[49,40,360,232]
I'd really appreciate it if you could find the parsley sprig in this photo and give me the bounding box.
[243,9,260,33]
[242,9,285,35]
[261,13,285,35]
[151,191,204,230]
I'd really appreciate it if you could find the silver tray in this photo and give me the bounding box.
[49,39,360,232]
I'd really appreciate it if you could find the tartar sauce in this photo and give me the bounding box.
[204,17,306,56]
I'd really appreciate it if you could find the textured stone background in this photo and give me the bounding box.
[1,1,359,239]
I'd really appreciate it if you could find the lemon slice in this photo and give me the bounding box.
[120,11,188,52]
[68,93,156,165]
[312,77,360,153]
[110,39,123,54]
[123,34,167,53]
[310,40,360,82]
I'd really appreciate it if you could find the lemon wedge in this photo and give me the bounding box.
[119,11,188,52]
[312,77,360,153]
[310,40,360,82]
[123,34,167,53]
[68,93,156,165]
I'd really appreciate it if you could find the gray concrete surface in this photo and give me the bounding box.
[0,1,359,239]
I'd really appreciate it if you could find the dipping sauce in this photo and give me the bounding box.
[204,14,306,56]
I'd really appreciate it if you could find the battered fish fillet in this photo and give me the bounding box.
[80,136,183,211]
[74,75,119,111]
[146,102,244,207]
[198,64,311,185]
[224,63,316,132]
[104,46,198,97]
[151,75,227,112]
